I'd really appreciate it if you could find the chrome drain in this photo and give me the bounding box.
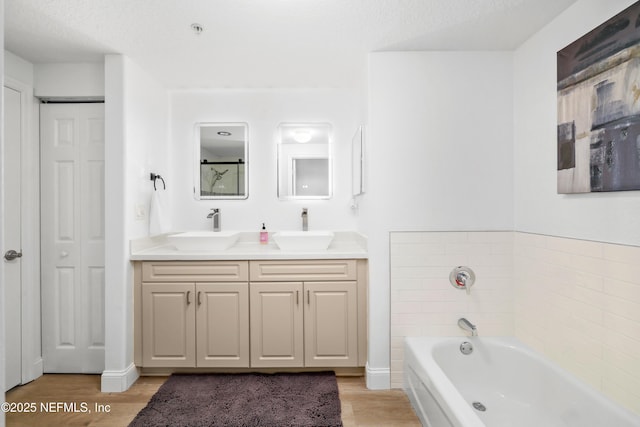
[460,341,473,355]
[472,401,487,412]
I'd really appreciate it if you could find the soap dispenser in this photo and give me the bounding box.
[260,223,269,244]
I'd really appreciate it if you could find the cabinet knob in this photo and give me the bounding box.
[186,291,191,305]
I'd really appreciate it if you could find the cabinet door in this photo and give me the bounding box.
[304,281,358,367]
[141,283,196,367]
[250,282,303,367]
[196,283,249,367]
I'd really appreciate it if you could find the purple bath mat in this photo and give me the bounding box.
[129,372,342,427]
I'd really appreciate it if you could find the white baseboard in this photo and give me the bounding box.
[101,363,139,392]
[365,363,390,390]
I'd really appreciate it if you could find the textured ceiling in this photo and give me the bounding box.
[5,0,578,89]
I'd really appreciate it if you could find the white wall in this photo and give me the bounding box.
[102,54,168,392]
[513,0,640,246]
[5,51,33,87]
[365,51,515,387]
[34,63,104,99]
[125,66,170,240]
[169,89,362,233]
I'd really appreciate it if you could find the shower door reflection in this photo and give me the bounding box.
[200,161,245,196]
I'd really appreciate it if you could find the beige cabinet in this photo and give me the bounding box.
[196,282,249,367]
[141,282,195,367]
[137,261,249,368]
[304,281,357,367]
[249,260,361,368]
[134,259,367,371]
[249,282,304,367]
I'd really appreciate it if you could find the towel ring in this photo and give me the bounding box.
[150,173,166,191]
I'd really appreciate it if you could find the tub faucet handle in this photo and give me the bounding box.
[450,266,475,295]
[456,271,470,286]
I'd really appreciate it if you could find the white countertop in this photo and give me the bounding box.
[130,231,368,260]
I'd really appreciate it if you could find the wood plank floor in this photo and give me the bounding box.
[5,374,421,427]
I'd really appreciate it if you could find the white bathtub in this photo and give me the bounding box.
[404,336,640,427]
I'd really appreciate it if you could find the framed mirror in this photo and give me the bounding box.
[194,122,248,200]
[277,123,332,200]
[352,125,365,196]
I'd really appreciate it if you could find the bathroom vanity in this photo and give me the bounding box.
[130,232,368,374]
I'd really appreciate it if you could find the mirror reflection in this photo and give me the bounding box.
[278,123,332,200]
[195,122,248,200]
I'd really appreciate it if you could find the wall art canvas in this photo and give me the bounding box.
[557,1,640,193]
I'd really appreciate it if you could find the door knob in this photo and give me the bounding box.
[4,250,22,261]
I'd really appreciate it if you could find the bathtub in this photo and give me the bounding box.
[404,336,640,427]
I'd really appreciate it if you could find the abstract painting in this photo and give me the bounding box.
[557,1,640,193]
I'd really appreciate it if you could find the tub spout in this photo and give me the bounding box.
[458,318,477,337]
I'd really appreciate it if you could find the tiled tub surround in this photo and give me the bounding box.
[390,231,515,388]
[390,231,640,416]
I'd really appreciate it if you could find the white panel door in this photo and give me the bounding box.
[40,103,105,373]
[3,86,23,390]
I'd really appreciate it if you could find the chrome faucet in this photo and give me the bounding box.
[458,318,477,337]
[301,208,308,231]
[207,208,221,231]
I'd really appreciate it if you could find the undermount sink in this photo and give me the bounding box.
[272,231,335,251]
[167,231,240,251]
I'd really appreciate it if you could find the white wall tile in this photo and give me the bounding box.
[553,237,604,258]
[602,295,640,322]
[603,278,640,303]
[514,232,640,416]
[467,231,514,243]
[445,243,492,255]
[574,271,604,292]
[603,347,640,381]
[603,243,640,264]
[604,329,640,361]
[602,315,640,350]
[419,232,470,244]
[605,259,640,285]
